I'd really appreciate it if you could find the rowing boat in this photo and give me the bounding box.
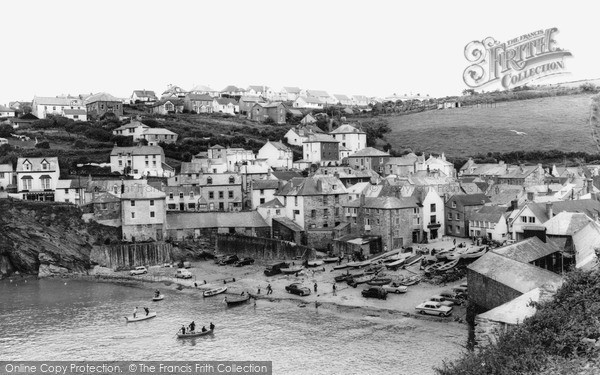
[152,295,164,301]
[461,246,488,259]
[322,257,339,263]
[177,328,214,338]
[437,259,459,271]
[398,275,421,286]
[333,264,349,270]
[405,254,424,266]
[367,277,392,286]
[347,274,374,287]
[125,312,157,322]
[224,294,250,306]
[203,286,227,297]
[280,266,303,274]
[306,260,324,267]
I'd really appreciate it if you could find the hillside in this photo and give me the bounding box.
[384,94,596,157]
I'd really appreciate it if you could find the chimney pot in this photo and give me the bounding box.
[546,202,553,218]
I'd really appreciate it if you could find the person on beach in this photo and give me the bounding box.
[210,322,215,331]
[189,321,195,332]
[241,291,245,296]
[266,284,273,295]
[333,284,337,296]
[133,306,138,318]
[257,287,261,294]
[314,283,318,293]
[453,238,456,245]
[144,307,149,316]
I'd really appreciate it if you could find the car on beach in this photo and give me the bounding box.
[382,284,408,294]
[234,257,255,267]
[285,283,311,296]
[428,295,454,307]
[264,262,290,276]
[415,302,453,317]
[218,255,239,265]
[175,269,193,279]
[439,291,464,305]
[452,285,468,296]
[361,287,387,300]
[130,266,147,276]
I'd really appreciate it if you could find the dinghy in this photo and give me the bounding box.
[177,328,213,338]
[203,286,227,297]
[152,295,164,301]
[125,312,157,322]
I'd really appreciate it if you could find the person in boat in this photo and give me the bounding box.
[133,306,138,318]
[155,289,160,297]
[180,326,186,335]
[189,321,195,332]
[144,307,149,316]
[209,322,215,331]
[201,326,207,332]
[241,291,245,296]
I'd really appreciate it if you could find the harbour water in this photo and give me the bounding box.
[0,279,467,375]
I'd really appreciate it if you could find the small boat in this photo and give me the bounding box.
[424,261,446,274]
[203,286,227,297]
[224,294,250,306]
[322,257,339,263]
[435,248,454,260]
[399,275,421,286]
[334,273,354,282]
[405,254,424,266]
[152,295,164,301]
[446,248,466,261]
[437,259,460,272]
[347,274,374,287]
[461,246,488,259]
[177,328,214,339]
[367,277,393,286]
[125,312,157,322]
[333,264,349,270]
[280,266,303,274]
[306,260,324,267]
[386,258,407,269]
[346,261,364,268]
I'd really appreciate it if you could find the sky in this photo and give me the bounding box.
[1,0,598,106]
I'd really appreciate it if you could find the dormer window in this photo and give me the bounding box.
[41,161,49,170]
[207,177,213,185]
[190,192,194,198]
[229,176,235,184]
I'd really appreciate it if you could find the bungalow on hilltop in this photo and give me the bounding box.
[130,90,158,104]
[150,98,184,115]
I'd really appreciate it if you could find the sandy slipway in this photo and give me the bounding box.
[75,256,467,324]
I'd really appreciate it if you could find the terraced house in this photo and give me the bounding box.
[167,173,243,212]
[109,145,174,179]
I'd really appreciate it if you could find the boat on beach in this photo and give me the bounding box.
[446,248,466,261]
[405,254,424,266]
[306,260,324,267]
[280,266,303,274]
[125,312,157,322]
[203,286,227,297]
[424,262,446,274]
[385,258,407,270]
[347,274,374,287]
[333,264,349,270]
[322,257,339,263]
[437,259,459,271]
[461,246,488,259]
[152,295,164,301]
[435,248,454,260]
[177,328,214,338]
[224,294,250,306]
[398,275,421,286]
[367,277,393,286]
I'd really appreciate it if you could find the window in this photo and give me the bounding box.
[521,216,527,223]
[448,213,452,220]
[414,207,420,214]
[118,160,123,166]
[130,200,135,206]
[335,207,339,216]
[179,192,184,199]
[455,213,460,220]
[169,193,174,199]
[275,209,281,215]
[228,191,233,199]
[209,192,214,199]
[260,198,265,204]
[150,200,154,206]
[150,212,155,218]
[260,189,264,195]
[335,195,339,204]
[168,204,176,209]
[189,192,194,198]
[529,217,536,223]
[153,161,156,166]
[324,208,329,216]
[219,191,224,199]
[229,176,235,184]
[41,178,51,190]
[365,218,371,225]
[294,197,298,206]
[131,212,135,219]
[207,177,213,185]
[452,201,457,208]
[101,203,107,210]
[42,162,48,170]
[145,161,149,166]
[22,179,32,190]
[311,209,316,218]
[323,196,328,205]
[430,203,436,212]
[430,215,436,224]
[188,203,195,209]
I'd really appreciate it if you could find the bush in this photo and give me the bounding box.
[35,141,50,149]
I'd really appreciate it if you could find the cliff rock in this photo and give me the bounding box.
[0,199,121,279]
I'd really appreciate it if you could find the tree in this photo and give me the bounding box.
[462,89,476,96]
[35,141,50,149]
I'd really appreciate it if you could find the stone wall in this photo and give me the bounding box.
[216,234,316,260]
[467,268,523,311]
[92,242,173,269]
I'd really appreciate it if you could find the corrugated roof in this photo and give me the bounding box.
[167,211,268,229]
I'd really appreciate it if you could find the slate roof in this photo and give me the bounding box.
[33,96,83,106]
[0,164,13,172]
[258,198,284,208]
[110,146,164,156]
[215,98,238,105]
[329,124,365,134]
[84,92,121,104]
[0,105,15,112]
[271,171,302,181]
[303,134,338,143]
[133,90,157,98]
[160,185,202,195]
[543,212,594,236]
[526,200,600,222]
[265,141,291,152]
[314,166,380,179]
[572,221,600,269]
[16,157,59,172]
[277,176,347,196]
[63,109,87,115]
[347,147,390,157]
[283,87,301,94]
[385,154,419,166]
[448,193,491,206]
[273,217,304,232]
[152,98,184,107]
[90,191,120,204]
[248,85,268,92]
[113,122,149,131]
[252,179,280,190]
[468,251,563,294]
[167,211,268,229]
[307,90,330,98]
[493,237,562,263]
[344,196,419,209]
[186,93,213,101]
[471,205,509,223]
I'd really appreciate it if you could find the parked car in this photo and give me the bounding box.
[361,287,387,300]
[218,255,239,265]
[428,295,454,307]
[439,290,464,305]
[264,262,290,276]
[415,302,453,317]
[183,261,192,268]
[285,283,311,296]
[130,266,147,276]
[175,269,192,279]
[452,285,468,296]
[235,257,255,267]
[382,284,408,294]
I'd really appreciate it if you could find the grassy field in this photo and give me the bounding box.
[384,94,596,157]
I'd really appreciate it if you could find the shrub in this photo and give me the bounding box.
[35,141,50,149]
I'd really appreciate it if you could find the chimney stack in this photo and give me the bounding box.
[527,191,534,201]
[510,199,518,211]
[360,194,365,206]
[587,178,593,194]
[546,202,553,218]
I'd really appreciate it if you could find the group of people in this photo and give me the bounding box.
[180,322,215,335]
[154,290,161,298]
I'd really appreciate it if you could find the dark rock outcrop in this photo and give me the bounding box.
[0,199,121,279]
